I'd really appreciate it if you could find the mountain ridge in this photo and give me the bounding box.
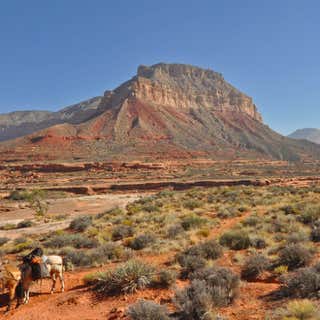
[1,63,320,162]
[289,128,320,144]
[0,97,102,142]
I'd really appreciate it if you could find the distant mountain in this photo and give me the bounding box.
[0,97,102,142]
[1,63,320,162]
[289,128,320,144]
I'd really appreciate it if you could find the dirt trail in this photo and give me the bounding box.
[0,193,145,240]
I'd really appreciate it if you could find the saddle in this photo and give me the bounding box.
[30,258,50,279]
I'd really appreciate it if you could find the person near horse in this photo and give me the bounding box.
[0,261,22,312]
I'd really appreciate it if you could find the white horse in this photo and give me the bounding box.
[21,255,64,304]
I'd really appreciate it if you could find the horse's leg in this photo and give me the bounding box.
[14,282,20,309]
[50,273,56,294]
[6,283,15,312]
[59,271,64,292]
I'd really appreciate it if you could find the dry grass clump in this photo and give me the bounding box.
[127,299,170,320]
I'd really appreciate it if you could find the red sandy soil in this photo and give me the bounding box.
[0,211,282,320]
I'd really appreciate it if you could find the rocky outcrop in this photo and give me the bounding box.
[133,64,262,122]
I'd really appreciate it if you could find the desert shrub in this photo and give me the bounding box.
[158,189,174,198]
[181,214,206,230]
[281,205,300,215]
[128,234,155,250]
[286,232,308,244]
[64,250,93,267]
[183,199,201,210]
[0,237,9,246]
[241,254,269,280]
[44,233,98,249]
[17,220,33,228]
[69,215,92,232]
[91,260,155,295]
[167,224,184,238]
[90,243,124,264]
[250,237,267,249]
[310,226,320,242]
[0,223,17,230]
[274,265,288,276]
[219,230,250,250]
[141,203,161,213]
[8,190,30,201]
[184,240,223,260]
[280,266,320,298]
[9,237,34,253]
[174,280,215,320]
[153,269,177,288]
[127,299,170,320]
[242,215,260,227]
[112,225,134,241]
[190,266,239,307]
[278,244,312,270]
[177,253,206,279]
[299,205,320,224]
[196,227,210,238]
[280,299,319,320]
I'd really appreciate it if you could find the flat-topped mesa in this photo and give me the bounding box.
[124,63,263,122]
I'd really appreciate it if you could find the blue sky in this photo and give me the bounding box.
[0,0,319,135]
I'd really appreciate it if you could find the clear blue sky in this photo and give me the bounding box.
[0,0,319,135]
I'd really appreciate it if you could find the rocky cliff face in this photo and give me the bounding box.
[97,63,262,122]
[1,63,320,162]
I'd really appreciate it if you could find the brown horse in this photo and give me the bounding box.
[0,263,22,311]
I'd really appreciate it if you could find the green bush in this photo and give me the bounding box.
[299,205,320,224]
[69,215,92,232]
[17,220,33,228]
[241,254,269,280]
[182,239,223,261]
[278,244,312,270]
[174,280,214,320]
[181,214,206,231]
[64,250,93,267]
[153,269,177,288]
[90,243,124,264]
[127,299,170,320]
[280,299,319,320]
[177,253,206,279]
[112,225,134,241]
[0,237,9,246]
[183,199,201,210]
[128,234,155,250]
[219,230,250,250]
[190,266,240,307]
[167,224,184,239]
[91,260,155,295]
[280,266,320,298]
[44,233,98,249]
